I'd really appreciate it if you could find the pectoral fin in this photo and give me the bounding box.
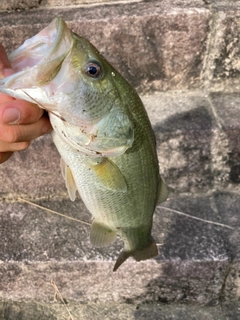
[60,157,78,201]
[90,220,117,247]
[88,158,127,192]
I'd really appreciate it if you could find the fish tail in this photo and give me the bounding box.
[113,238,158,272]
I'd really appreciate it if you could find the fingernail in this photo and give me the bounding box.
[3,108,21,124]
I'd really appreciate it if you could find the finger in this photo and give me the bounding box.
[0,151,13,164]
[0,92,15,104]
[0,115,52,143]
[0,100,45,125]
[0,140,30,152]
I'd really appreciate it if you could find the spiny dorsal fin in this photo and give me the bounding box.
[88,158,127,192]
[60,157,78,201]
[90,220,117,248]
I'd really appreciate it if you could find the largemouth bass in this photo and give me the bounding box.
[0,18,168,271]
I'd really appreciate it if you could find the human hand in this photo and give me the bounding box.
[0,44,52,164]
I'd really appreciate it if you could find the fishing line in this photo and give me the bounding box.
[158,205,234,230]
[18,197,91,226]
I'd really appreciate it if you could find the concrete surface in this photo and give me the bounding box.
[0,0,132,11]
[1,300,240,320]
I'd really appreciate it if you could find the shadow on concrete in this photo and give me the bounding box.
[153,105,214,192]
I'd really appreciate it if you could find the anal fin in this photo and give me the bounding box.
[90,220,117,248]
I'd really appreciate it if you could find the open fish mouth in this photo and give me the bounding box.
[0,18,73,104]
[9,18,73,79]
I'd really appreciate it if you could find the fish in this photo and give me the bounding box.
[0,17,168,271]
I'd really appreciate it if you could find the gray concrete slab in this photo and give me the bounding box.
[0,300,230,320]
[143,92,219,192]
[203,7,240,92]
[2,299,240,320]
[209,92,240,187]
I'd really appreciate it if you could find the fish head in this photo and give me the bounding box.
[0,17,134,157]
[49,32,135,156]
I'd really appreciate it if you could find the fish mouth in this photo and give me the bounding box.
[0,17,73,104]
[9,17,71,72]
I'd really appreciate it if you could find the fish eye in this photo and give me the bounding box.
[84,61,102,79]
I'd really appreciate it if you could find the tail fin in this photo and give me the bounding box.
[113,239,158,272]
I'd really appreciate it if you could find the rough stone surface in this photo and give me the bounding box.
[0,259,228,304]
[0,0,137,11]
[2,191,240,266]
[1,300,240,320]
[206,0,240,6]
[144,92,219,192]
[203,8,240,92]
[1,301,240,320]
[41,0,131,7]
[0,135,64,199]
[209,92,240,185]
[0,0,40,11]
